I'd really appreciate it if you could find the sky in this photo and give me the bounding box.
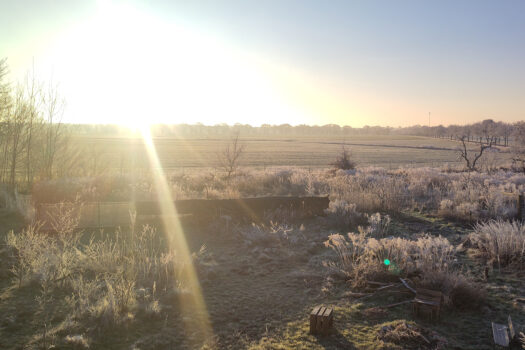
[2,0,525,127]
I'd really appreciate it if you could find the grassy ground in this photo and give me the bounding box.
[1,211,523,349]
[72,135,504,172]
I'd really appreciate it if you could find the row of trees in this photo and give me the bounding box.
[68,120,517,144]
[410,119,513,146]
[0,59,72,192]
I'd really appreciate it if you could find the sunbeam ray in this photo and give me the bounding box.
[139,125,213,345]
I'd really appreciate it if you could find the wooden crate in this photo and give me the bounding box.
[309,306,333,335]
[412,288,443,321]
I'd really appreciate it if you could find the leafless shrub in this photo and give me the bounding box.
[332,145,356,170]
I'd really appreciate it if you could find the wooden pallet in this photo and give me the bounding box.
[310,306,333,335]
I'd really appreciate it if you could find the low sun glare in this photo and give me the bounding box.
[36,1,319,127]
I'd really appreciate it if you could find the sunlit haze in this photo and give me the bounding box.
[3,0,525,127]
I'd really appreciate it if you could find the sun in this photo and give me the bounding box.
[36,0,317,127]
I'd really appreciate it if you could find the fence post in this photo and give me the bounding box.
[518,194,524,221]
[98,201,101,228]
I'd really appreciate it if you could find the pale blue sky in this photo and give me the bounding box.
[2,0,525,126]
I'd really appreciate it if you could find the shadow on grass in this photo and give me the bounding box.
[314,328,356,349]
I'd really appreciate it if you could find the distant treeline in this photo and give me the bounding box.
[70,119,515,143]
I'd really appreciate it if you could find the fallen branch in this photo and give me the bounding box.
[383,300,412,308]
[355,293,375,302]
[399,278,416,294]
[419,333,431,345]
[367,281,389,286]
[376,283,397,291]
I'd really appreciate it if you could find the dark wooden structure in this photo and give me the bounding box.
[136,196,330,222]
[518,194,525,221]
[491,315,516,348]
[36,196,330,229]
[309,306,333,335]
[412,288,443,321]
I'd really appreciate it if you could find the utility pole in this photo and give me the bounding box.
[428,112,431,128]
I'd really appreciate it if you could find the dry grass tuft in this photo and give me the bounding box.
[469,220,525,269]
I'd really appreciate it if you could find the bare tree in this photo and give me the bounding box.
[6,86,30,187]
[41,82,65,179]
[23,68,43,187]
[457,135,495,172]
[219,132,245,178]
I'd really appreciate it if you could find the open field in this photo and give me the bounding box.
[73,135,508,172]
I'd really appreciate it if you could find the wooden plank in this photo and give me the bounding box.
[413,298,440,306]
[135,196,330,218]
[309,306,321,334]
[492,322,509,347]
[384,300,412,308]
[316,307,326,333]
[321,308,333,333]
[508,315,515,340]
[400,278,417,294]
[416,288,443,298]
[519,194,524,221]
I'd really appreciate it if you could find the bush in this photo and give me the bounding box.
[360,212,391,238]
[418,270,486,309]
[325,199,365,229]
[469,220,525,269]
[324,232,485,309]
[332,146,356,170]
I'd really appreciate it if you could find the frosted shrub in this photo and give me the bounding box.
[326,199,365,229]
[324,233,484,309]
[325,233,456,285]
[327,166,522,221]
[239,222,293,247]
[5,217,193,329]
[6,224,51,288]
[328,170,409,213]
[366,212,391,238]
[470,220,525,269]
